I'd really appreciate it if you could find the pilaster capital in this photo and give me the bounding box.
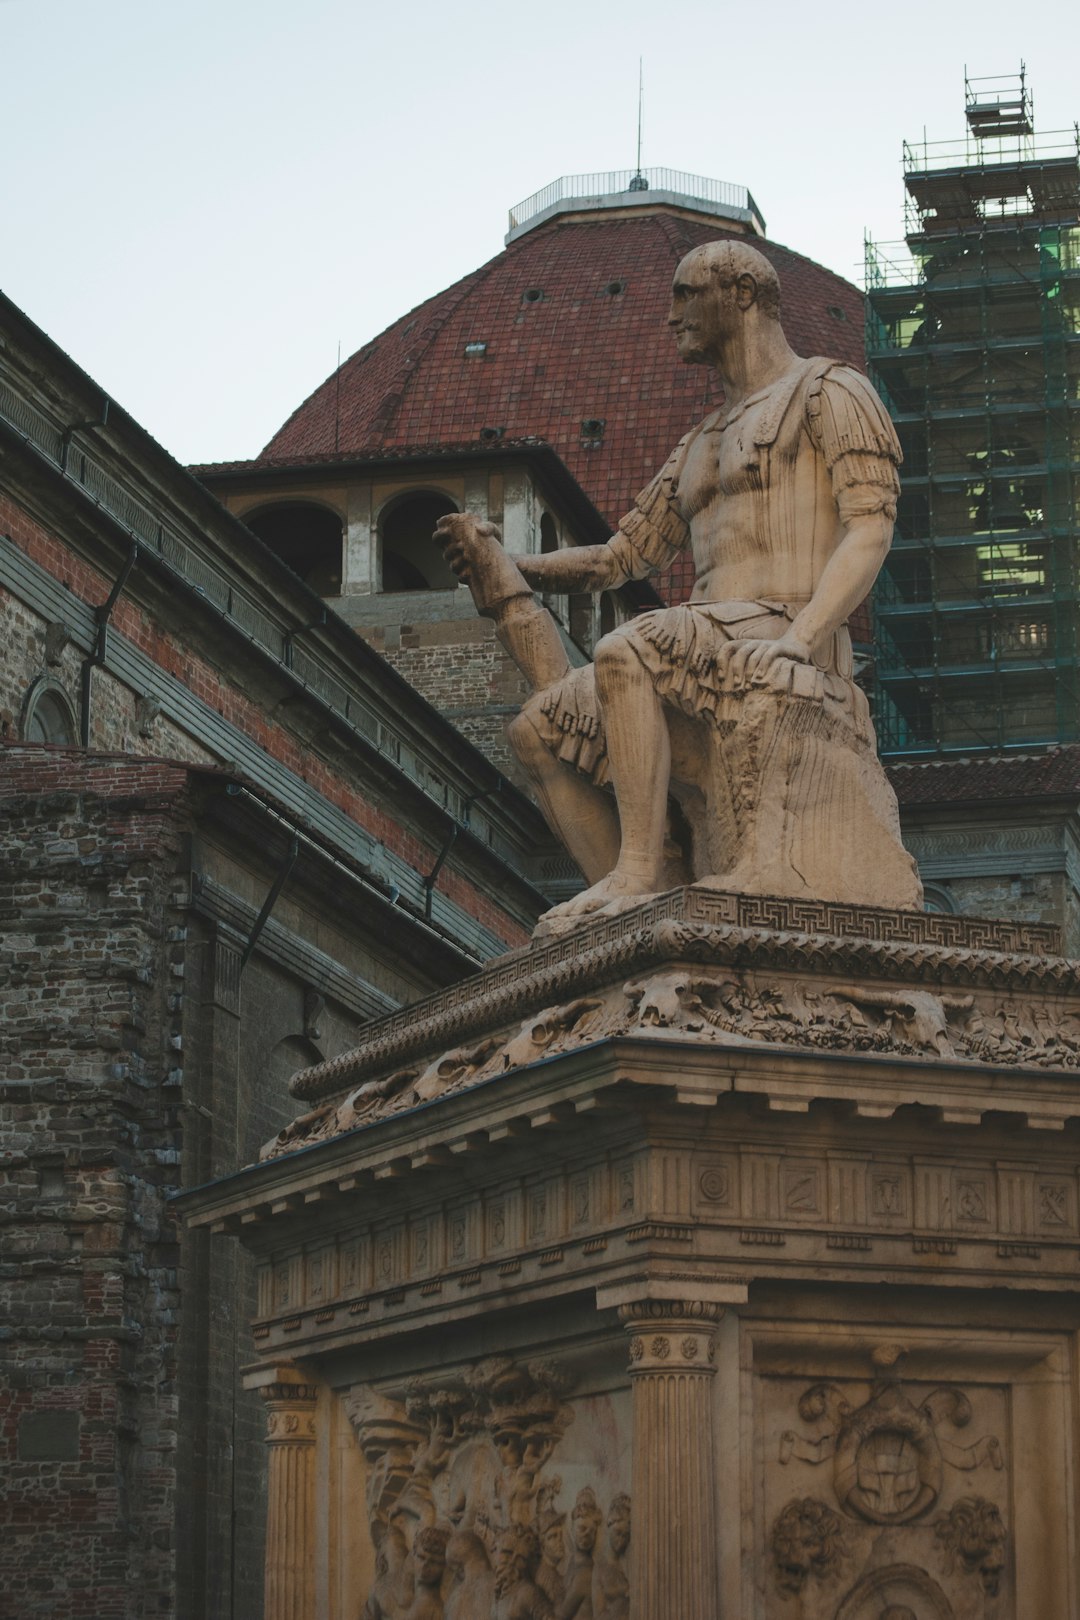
[616,1298,723,1328]
[247,1363,319,1441]
[617,1299,721,1375]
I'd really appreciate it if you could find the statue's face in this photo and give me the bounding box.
[542,1523,565,1561]
[608,1514,631,1556]
[493,1537,525,1585]
[669,252,737,365]
[494,1428,522,1467]
[523,1430,556,1470]
[572,1513,599,1552]
[416,1546,445,1586]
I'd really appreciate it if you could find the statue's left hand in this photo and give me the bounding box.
[718,631,813,688]
[435,512,503,586]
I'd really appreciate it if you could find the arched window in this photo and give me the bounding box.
[23,682,78,745]
[922,883,956,915]
[540,513,559,554]
[380,492,459,592]
[244,502,344,596]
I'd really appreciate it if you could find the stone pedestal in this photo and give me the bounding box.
[252,1367,318,1620]
[180,890,1080,1619]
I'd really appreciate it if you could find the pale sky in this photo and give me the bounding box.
[2,0,1077,466]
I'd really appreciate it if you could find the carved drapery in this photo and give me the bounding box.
[259,1368,319,1620]
[619,1301,722,1620]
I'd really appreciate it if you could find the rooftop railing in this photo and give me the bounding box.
[508,169,764,235]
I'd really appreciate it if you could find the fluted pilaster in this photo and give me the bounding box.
[619,1300,721,1620]
[259,1368,319,1620]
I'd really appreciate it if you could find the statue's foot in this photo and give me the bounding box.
[534,870,662,938]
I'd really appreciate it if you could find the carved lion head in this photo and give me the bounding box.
[771,1497,846,1595]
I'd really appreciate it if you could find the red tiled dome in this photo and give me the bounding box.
[262,210,867,604]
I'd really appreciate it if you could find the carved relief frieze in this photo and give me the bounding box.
[341,1235,368,1295]
[283,888,1065,1110]
[695,1157,737,1210]
[764,1347,1011,1619]
[265,958,1080,1159]
[344,1357,629,1619]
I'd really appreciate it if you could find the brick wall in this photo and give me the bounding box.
[2,493,532,950]
[367,615,532,785]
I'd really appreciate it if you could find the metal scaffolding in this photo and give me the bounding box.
[865,70,1080,755]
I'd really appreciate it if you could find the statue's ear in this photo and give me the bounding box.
[734,272,758,311]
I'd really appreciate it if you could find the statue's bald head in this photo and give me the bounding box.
[677,240,782,321]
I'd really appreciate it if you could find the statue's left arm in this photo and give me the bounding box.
[726,366,901,685]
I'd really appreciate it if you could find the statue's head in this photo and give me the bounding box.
[571,1486,603,1552]
[669,239,782,364]
[538,1510,566,1562]
[413,1525,449,1587]
[607,1493,631,1556]
[493,1525,540,1593]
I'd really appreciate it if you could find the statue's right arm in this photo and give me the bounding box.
[509,538,639,593]
[511,439,694,593]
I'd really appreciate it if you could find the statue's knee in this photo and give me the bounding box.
[595,630,646,699]
[594,628,640,675]
[508,707,549,768]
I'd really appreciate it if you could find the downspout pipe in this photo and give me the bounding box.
[240,836,300,972]
[80,542,138,746]
[423,783,501,923]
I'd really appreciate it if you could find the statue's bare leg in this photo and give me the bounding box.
[508,709,620,885]
[541,633,671,920]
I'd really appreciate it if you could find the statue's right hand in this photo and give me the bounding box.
[434,513,503,585]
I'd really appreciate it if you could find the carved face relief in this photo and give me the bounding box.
[770,1497,846,1595]
[541,1518,566,1564]
[493,1425,524,1469]
[608,1510,631,1557]
[934,1495,1007,1596]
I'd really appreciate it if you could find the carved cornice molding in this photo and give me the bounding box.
[287,888,1068,1108]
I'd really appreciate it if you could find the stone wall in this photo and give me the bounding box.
[0,755,190,1618]
[0,751,417,1618]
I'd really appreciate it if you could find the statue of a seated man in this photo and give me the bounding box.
[438,239,922,932]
